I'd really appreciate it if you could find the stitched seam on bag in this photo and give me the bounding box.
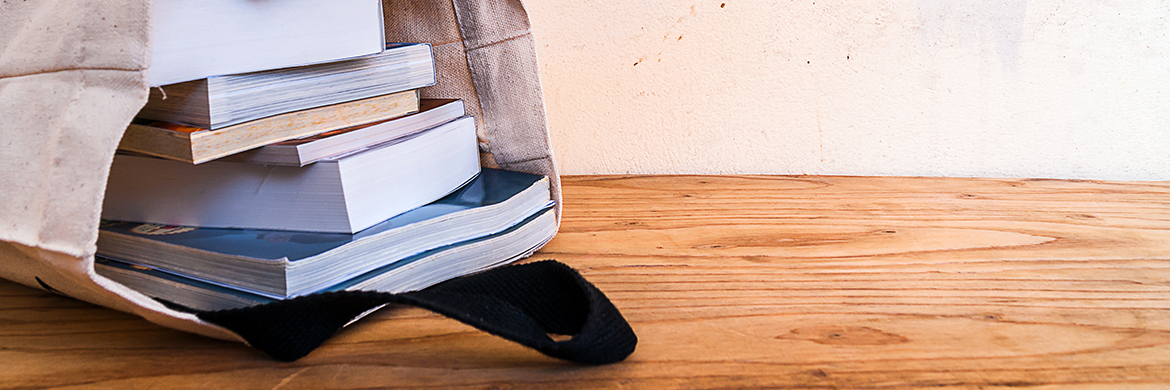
[497,155,552,166]
[0,67,144,81]
[432,40,463,48]
[465,30,532,52]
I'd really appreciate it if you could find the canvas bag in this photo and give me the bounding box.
[0,0,635,362]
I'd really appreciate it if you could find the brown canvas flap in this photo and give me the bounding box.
[0,0,558,342]
[385,0,562,216]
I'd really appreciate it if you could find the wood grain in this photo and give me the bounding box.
[2,175,1169,389]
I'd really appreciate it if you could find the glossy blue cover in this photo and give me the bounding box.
[96,206,555,308]
[98,168,545,262]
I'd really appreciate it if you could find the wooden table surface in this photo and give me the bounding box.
[3,175,1170,389]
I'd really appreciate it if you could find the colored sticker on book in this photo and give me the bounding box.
[148,122,205,134]
[131,224,196,236]
[99,220,126,228]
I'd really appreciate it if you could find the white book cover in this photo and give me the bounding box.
[102,117,481,234]
[149,0,385,86]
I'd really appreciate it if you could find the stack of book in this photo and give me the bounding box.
[96,1,557,312]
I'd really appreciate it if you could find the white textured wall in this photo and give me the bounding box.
[527,0,1170,180]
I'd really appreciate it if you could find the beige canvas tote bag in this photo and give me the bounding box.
[0,0,633,363]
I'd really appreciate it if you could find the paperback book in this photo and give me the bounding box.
[224,99,465,166]
[141,43,436,130]
[149,0,385,86]
[120,90,420,164]
[96,206,557,312]
[105,116,481,233]
[97,169,554,298]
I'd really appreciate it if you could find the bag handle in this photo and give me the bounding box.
[185,260,637,363]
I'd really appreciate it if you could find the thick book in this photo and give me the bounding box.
[141,43,436,130]
[119,90,420,164]
[104,116,480,234]
[149,0,385,86]
[96,206,557,312]
[97,169,554,298]
[224,99,465,166]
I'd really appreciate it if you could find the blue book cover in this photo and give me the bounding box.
[96,206,557,311]
[95,255,276,308]
[98,168,547,262]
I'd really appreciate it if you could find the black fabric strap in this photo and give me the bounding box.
[188,260,637,363]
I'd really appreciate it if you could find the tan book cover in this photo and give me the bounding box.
[118,90,420,164]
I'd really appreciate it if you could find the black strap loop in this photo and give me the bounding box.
[190,260,637,363]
